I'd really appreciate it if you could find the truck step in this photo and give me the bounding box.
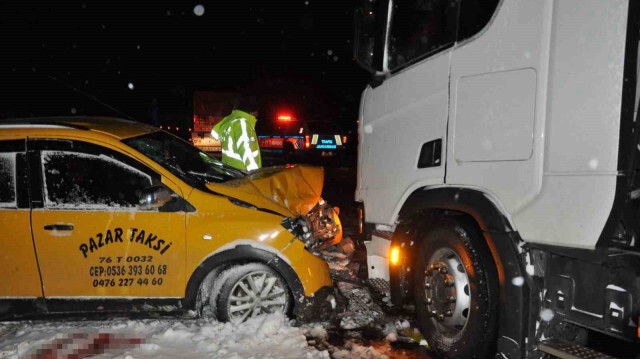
[367,277,390,296]
[537,343,617,359]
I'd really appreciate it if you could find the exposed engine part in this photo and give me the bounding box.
[280,199,342,250]
[307,200,341,245]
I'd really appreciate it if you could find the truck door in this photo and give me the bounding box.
[358,0,458,224]
[28,139,186,298]
[0,138,43,298]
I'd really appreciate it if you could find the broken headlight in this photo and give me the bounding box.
[281,216,314,248]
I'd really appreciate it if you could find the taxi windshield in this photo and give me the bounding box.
[123,131,243,188]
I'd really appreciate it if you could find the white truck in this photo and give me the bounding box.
[353,0,640,358]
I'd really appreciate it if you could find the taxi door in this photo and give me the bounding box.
[0,138,43,298]
[29,139,187,298]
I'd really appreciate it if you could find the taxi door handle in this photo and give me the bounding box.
[44,224,74,231]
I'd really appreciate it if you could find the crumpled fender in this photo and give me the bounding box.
[206,165,324,216]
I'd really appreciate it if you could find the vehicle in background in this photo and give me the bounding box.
[354,0,640,358]
[259,114,347,162]
[0,117,339,323]
[191,91,239,153]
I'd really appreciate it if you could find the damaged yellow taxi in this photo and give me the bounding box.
[0,117,340,323]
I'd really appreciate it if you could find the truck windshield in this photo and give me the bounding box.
[123,131,243,188]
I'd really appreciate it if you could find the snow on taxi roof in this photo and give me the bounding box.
[0,116,157,139]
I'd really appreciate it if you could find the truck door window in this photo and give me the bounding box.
[41,150,153,209]
[387,0,458,71]
[457,0,500,42]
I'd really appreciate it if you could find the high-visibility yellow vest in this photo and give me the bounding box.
[211,110,262,171]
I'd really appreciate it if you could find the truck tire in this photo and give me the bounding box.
[215,263,292,324]
[413,218,498,359]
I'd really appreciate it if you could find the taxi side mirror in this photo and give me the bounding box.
[138,185,176,211]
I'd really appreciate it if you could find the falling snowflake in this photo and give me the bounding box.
[70,108,77,115]
[333,56,339,62]
[327,49,333,55]
[167,10,172,16]
[193,4,205,16]
[136,45,141,50]
[540,308,555,322]
[128,83,134,90]
[305,1,309,5]
[511,276,524,286]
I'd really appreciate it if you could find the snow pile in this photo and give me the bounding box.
[0,314,329,359]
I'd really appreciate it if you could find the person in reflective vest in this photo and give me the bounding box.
[211,96,262,171]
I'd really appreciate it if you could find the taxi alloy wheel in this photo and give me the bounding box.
[216,263,291,324]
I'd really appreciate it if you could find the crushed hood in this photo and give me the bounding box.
[206,165,324,217]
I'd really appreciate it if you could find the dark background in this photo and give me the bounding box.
[0,1,370,135]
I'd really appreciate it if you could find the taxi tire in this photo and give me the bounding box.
[215,262,292,323]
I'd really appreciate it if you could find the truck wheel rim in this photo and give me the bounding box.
[424,248,471,336]
[227,271,288,324]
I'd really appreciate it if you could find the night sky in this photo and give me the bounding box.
[0,1,370,133]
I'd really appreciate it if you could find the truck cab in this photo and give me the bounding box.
[354,0,640,358]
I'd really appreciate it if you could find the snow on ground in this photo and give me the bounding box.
[0,314,329,359]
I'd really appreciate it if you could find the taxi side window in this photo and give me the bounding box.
[0,139,27,209]
[0,153,17,207]
[41,151,153,209]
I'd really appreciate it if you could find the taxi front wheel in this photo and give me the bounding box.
[214,263,292,324]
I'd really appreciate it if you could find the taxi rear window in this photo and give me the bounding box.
[0,153,16,207]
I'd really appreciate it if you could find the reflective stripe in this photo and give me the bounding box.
[211,129,220,140]
[224,136,242,161]
[311,134,319,145]
[239,119,259,171]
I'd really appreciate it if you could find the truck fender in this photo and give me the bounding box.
[396,186,530,358]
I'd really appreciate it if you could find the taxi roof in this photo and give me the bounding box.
[0,116,158,139]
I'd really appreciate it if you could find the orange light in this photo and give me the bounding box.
[390,247,400,266]
[189,128,192,132]
[176,127,180,131]
[278,115,292,122]
[168,126,171,130]
[305,135,310,148]
[343,135,347,144]
[160,125,163,129]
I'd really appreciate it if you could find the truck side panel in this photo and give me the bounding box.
[514,0,627,248]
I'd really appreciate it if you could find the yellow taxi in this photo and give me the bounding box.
[0,117,337,323]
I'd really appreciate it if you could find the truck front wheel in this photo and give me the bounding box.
[414,218,498,359]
